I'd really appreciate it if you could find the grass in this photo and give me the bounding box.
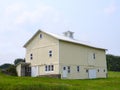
[0,72,120,90]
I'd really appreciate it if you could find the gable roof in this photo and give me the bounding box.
[24,30,107,50]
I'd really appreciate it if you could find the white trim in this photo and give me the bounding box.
[58,40,60,75]
[45,65,54,72]
[45,71,54,74]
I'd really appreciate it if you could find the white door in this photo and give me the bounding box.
[88,69,96,79]
[62,66,67,78]
[31,66,38,77]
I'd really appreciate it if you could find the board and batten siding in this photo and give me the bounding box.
[25,31,60,76]
[59,40,107,79]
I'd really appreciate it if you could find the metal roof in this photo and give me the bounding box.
[24,29,106,50]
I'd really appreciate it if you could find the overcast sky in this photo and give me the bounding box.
[0,0,120,65]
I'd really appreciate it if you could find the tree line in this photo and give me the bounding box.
[106,54,120,71]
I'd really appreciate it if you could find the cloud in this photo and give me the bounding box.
[5,3,25,15]
[104,2,117,14]
[2,2,61,29]
[0,1,64,65]
[3,2,55,26]
[15,5,55,25]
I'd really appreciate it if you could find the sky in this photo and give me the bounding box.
[0,0,120,65]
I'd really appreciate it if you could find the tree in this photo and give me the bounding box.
[6,65,17,76]
[14,58,25,65]
[106,54,120,71]
[0,63,12,69]
[0,63,17,76]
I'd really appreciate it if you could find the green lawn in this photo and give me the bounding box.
[0,72,120,90]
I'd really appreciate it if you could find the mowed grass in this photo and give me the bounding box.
[0,72,120,90]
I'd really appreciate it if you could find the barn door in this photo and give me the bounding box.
[62,66,67,78]
[88,69,96,79]
[31,66,38,77]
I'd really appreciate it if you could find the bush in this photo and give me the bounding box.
[6,65,17,76]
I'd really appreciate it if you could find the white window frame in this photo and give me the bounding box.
[45,65,54,72]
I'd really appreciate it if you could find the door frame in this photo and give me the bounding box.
[62,66,68,78]
[31,66,39,77]
[88,69,96,79]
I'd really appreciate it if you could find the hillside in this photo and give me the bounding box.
[0,72,120,90]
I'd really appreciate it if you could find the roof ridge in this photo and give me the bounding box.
[23,30,107,50]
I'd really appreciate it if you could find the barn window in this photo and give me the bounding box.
[77,66,80,72]
[45,65,54,71]
[68,66,70,73]
[40,34,42,39]
[98,69,99,72]
[49,50,52,57]
[86,69,88,73]
[51,65,54,71]
[45,65,48,71]
[48,65,51,71]
[30,54,33,60]
[63,67,66,70]
[93,53,96,59]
